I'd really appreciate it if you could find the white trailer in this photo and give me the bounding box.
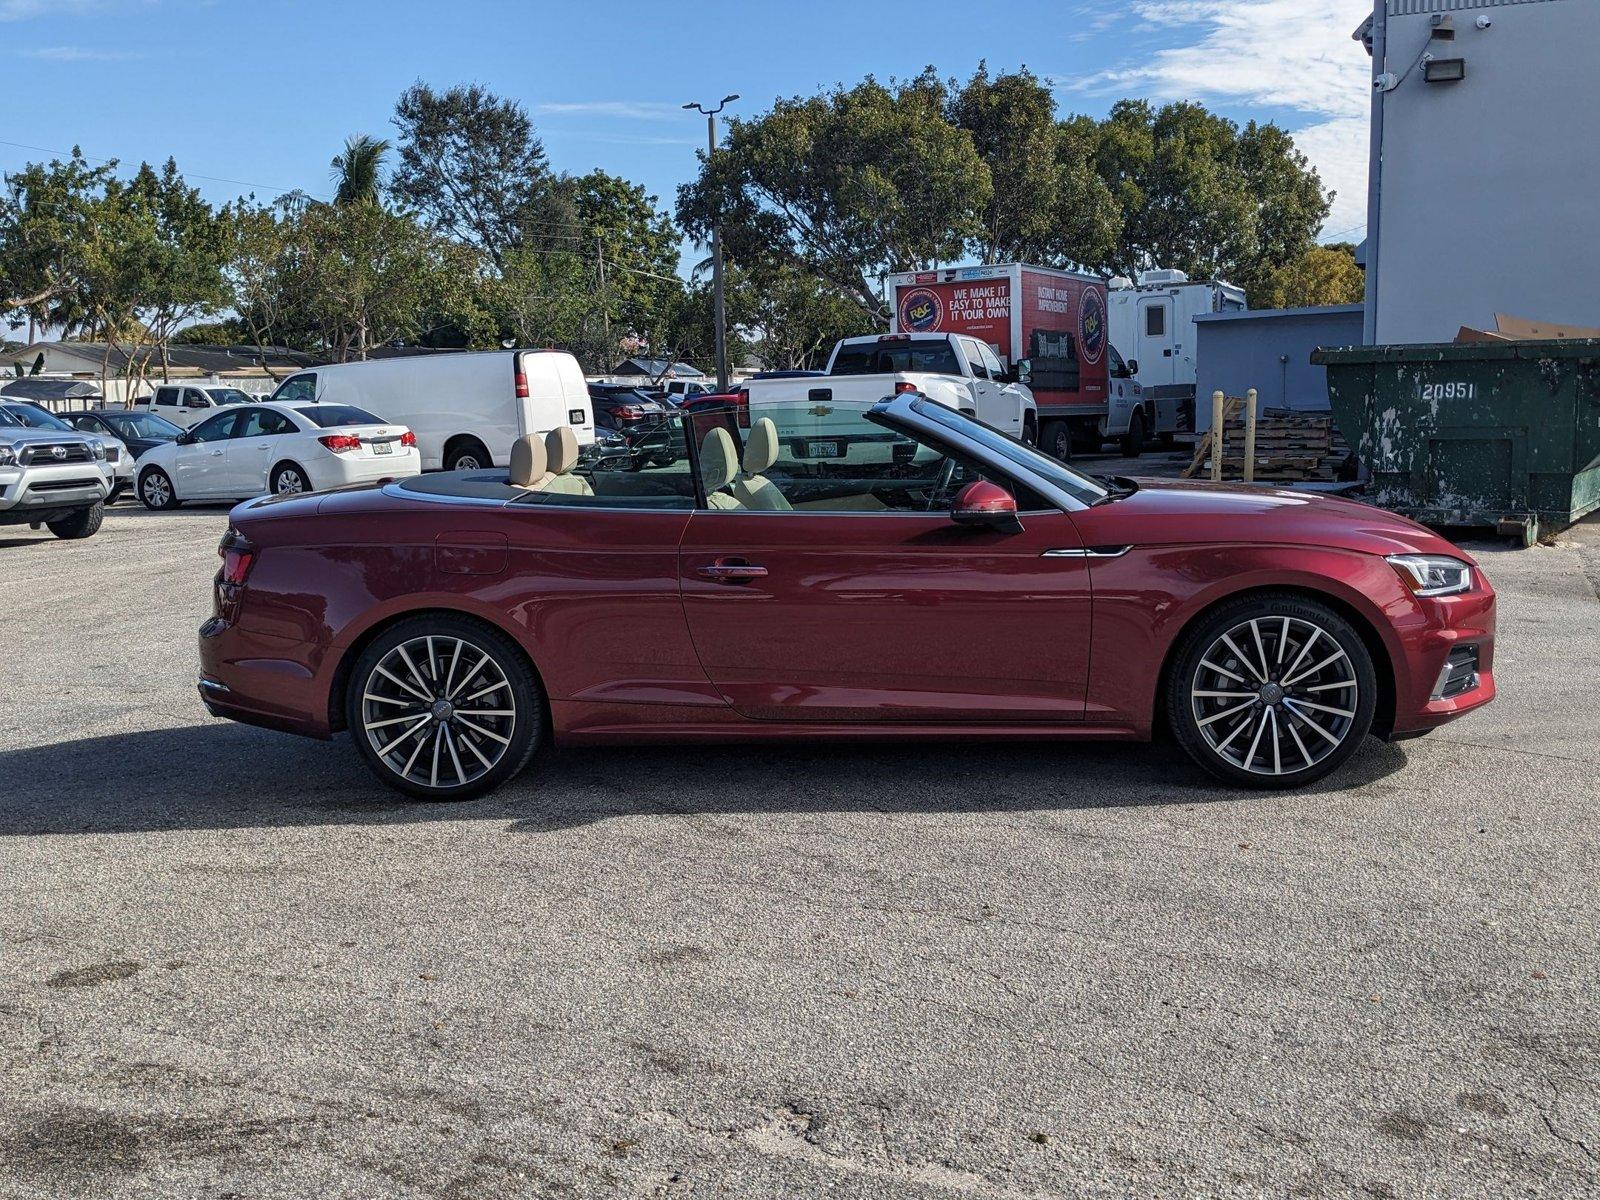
[1109,269,1246,434]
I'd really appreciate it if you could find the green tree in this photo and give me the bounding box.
[0,150,119,335]
[744,266,862,370]
[390,82,557,269]
[1260,243,1365,309]
[946,65,1119,269]
[330,134,390,207]
[677,69,991,325]
[1091,100,1330,297]
[127,159,231,381]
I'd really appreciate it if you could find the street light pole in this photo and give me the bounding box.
[685,94,739,392]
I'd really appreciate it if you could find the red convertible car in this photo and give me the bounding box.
[198,394,1495,800]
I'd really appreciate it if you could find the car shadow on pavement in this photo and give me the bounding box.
[0,721,1410,837]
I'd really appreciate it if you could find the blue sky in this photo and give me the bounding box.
[3,0,1373,263]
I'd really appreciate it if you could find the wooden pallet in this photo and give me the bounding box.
[1185,406,1348,483]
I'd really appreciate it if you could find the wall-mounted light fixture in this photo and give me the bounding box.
[1424,57,1467,83]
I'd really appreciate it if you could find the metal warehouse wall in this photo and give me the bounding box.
[1193,306,1365,430]
[1369,0,1600,343]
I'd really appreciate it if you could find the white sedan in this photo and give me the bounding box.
[136,401,420,509]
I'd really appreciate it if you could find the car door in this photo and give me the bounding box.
[223,407,296,496]
[174,410,242,496]
[678,404,1094,723]
[151,386,187,427]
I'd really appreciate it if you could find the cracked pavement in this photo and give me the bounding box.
[0,505,1596,1198]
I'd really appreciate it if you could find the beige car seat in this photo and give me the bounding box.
[541,426,594,496]
[508,434,551,489]
[731,417,792,511]
[699,427,745,510]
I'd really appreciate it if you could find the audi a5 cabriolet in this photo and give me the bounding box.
[198,394,1495,799]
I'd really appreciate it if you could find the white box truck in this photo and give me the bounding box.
[265,350,595,472]
[1108,269,1246,435]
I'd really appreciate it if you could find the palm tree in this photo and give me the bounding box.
[330,134,390,206]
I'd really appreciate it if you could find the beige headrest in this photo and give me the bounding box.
[508,434,546,487]
[544,426,579,475]
[743,417,779,473]
[699,427,739,492]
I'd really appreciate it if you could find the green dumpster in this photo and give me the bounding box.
[1313,339,1600,544]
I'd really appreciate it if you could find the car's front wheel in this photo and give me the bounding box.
[1168,594,1376,788]
[47,502,104,540]
[139,468,180,510]
[346,615,542,800]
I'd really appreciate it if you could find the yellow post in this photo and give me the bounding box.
[1211,390,1225,482]
[1243,387,1258,484]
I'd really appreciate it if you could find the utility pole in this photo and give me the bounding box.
[684,94,739,392]
[596,233,611,349]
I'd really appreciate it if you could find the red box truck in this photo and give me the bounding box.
[887,263,1153,458]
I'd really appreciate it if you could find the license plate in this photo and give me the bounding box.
[806,440,840,458]
[372,441,392,455]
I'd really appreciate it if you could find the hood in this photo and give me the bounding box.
[1081,478,1463,558]
[2,427,98,447]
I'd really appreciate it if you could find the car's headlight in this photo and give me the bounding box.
[1387,553,1474,597]
[0,446,15,467]
[90,439,107,461]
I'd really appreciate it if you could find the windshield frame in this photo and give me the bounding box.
[871,396,1110,510]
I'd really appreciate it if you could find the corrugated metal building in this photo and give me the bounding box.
[1193,306,1365,430]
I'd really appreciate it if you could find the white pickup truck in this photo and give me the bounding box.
[743,334,1038,461]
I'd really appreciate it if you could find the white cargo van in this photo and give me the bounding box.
[266,350,594,471]
[1108,269,1246,434]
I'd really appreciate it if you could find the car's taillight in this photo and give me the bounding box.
[399,430,417,448]
[736,394,750,429]
[218,529,255,585]
[318,434,362,453]
[613,405,646,419]
[515,369,529,399]
[894,381,919,394]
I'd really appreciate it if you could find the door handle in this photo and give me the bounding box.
[697,559,768,584]
[211,449,224,456]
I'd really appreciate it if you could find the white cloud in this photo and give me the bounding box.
[1,0,122,18]
[20,45,140,61]
[1069,0,1373,240]
[532,101,685,122]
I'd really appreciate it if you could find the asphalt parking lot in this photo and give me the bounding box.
[2,501,1597,1199]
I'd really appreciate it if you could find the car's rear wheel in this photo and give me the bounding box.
[1040,419,1071,461]
[139,468,180,510]
[444,438,491,472]
[346,615,542,801]
[271,463,310,495]
[1167,594,1376,788]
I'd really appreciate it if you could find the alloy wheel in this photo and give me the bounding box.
[359,635,517,790]
[275,468,307,495]
[1189,615,1359,777]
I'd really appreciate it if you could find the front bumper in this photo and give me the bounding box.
[0,463,109,523]
[1387,584,1497,738]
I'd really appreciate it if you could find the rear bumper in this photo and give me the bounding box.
[198,614,333,739]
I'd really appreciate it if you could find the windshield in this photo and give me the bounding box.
[907,399,1109,506]
[2,403,73,431]
[0,407,21,428]
[105,411,183,438]
[832,338,962,376]
[293,404,382,428]
[208,389,254,405]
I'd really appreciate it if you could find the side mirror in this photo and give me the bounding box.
[1014,358,1032,386]
[175,431,194,445]
[950,479,1023,534]
[1125,358,1139,377]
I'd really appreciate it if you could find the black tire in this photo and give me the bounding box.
[345,614,542,801]
[139,467,180,510]
[1021,414,1037,447]
[444,439,491,472]
[105,481,125,505]
[47,502,104,540]
[1120,409,1147,458]
[1167,593,1377,789]
[1040,419,1071,462]
[270,462,311,496]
